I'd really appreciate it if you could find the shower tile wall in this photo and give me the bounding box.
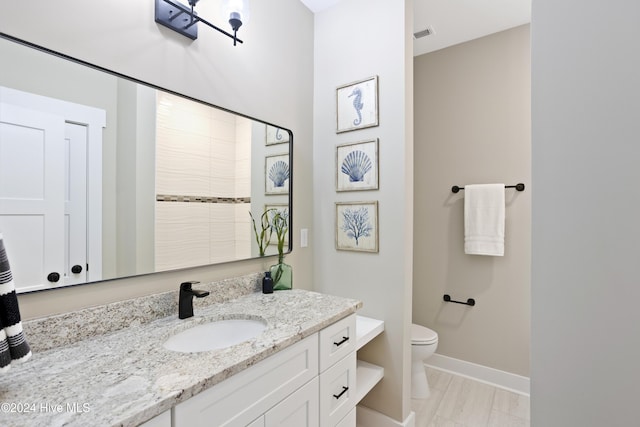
[155,92,251,270]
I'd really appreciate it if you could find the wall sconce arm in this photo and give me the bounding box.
[155,0,244,45]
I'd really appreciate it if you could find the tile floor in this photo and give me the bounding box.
[412,367,530,427]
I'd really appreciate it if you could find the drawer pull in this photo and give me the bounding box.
[333,336,349,347]
[333,386,349,400]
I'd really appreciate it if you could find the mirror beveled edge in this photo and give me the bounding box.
[0,31,293,294]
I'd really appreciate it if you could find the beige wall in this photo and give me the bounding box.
[413,25,531,376]
[0,0,315,319]
[313,0,414,422]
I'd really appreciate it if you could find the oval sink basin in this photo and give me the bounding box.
[164,318,267,353]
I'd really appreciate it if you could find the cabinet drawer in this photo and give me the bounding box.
[173,334,318,427]
[319,314,356,372]
[319,351,357,427]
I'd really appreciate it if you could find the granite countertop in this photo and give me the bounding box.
[0,289,362,427]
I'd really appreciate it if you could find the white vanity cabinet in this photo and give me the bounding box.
[173,334,318,426]
[148,314,383,427]
[246,378,320,427]
[264,377,319,426]
[171,314,359,427]
[318,314,357,427]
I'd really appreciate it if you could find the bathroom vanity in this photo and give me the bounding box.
[164,313,357,427]
[0,281,383,427]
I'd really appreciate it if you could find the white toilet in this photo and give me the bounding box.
[411,323,438,399]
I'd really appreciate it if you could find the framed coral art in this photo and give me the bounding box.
[336,139,379,192]
[335,201,379,252]
[266,125,290,145]
[336,76,379,133]
[265,154,290,195]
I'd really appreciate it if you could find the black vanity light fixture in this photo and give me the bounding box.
[155,0,250,45]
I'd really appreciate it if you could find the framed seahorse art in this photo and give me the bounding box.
[336,75,379,133]
[265,124,290,145]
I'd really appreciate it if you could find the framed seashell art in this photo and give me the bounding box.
[336,76,379,133]
[265,154,290,195]
[336,139,379,192]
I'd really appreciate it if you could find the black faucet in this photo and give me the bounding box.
[179,281,210,319]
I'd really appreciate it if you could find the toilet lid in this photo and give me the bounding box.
[412,324,438,345]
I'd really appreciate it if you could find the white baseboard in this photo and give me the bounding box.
[425,353,530,396]
[356,405,415,427]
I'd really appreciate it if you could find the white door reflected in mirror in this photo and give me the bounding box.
[0,87,105,292]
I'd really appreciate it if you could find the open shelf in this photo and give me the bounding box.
[355,315,385,405]
[355,360,384,405]
[355,315,384,350]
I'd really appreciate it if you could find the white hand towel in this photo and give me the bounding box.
[464,184,505,256]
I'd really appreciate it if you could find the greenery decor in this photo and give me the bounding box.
[249,209,274,257]
[270,210,289,262]
[269,210,292,290]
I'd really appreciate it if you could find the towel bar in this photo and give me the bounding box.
[443,294,476,306]
[451,183,525,193]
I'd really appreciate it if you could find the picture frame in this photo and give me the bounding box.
[265,154,290,195]
[336,139,379,192]
[336,75,379,133]
[265,204,289,246]
[266,125,290,145]
[335,201,379,253]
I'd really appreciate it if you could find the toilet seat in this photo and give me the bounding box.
[411,323,438,345]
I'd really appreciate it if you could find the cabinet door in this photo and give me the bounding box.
[265,377,319,427]
[174,334,318,427]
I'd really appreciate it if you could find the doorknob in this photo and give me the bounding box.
[47,272,60,283]
[71,265,83,274]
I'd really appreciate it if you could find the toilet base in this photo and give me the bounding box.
[411,359,430,399]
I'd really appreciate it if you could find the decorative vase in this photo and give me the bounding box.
[270,256,292,290]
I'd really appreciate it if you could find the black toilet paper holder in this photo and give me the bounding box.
[443,294,476,306]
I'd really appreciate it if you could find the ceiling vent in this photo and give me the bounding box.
[413,27,434,40]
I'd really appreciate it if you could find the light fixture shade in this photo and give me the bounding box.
[222,0,250,27]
